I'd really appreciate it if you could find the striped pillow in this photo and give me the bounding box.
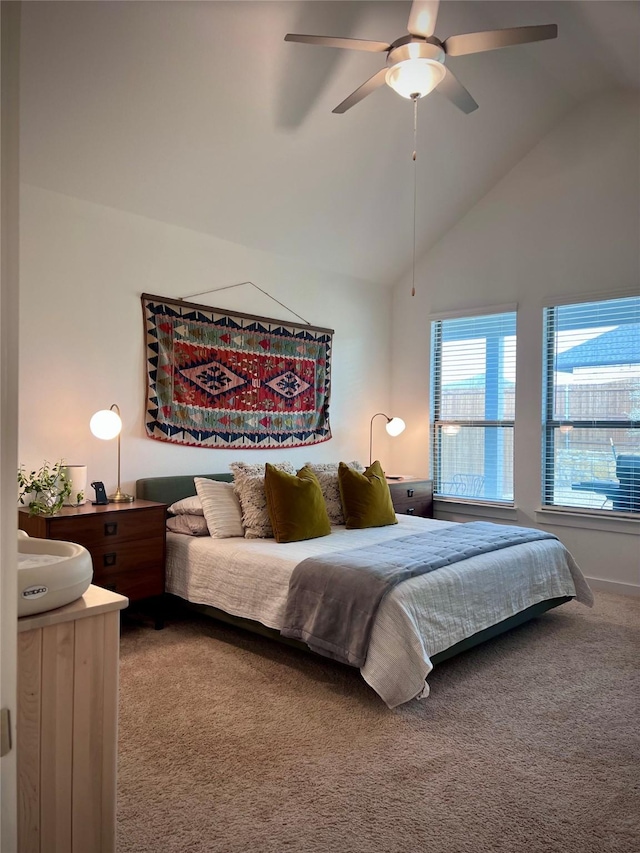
[194,478,244,538]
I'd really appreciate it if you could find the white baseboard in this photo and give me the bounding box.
[585,577,640,596]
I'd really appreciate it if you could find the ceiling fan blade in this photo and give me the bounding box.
[443,24,558,57]
[435,66,478,114]
[333,68,388,114]
[407,0,440,38]
[284,34,390,53]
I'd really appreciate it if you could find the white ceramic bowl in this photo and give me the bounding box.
[18,534,93,617]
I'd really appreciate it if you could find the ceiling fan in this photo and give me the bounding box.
[285,0,557,114]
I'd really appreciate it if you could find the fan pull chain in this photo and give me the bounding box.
[411,95,418,297]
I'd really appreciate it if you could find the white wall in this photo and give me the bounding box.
[19,186,393,495]
[390,90,640,591]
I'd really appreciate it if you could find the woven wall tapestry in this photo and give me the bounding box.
[141,294,333,449]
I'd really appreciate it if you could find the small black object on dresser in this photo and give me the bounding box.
[386,479,434,518]
[90,480,109,505]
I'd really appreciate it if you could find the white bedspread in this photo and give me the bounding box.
[166,516,593,708]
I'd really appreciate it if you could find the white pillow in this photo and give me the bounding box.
[167,495,204,516]
[229,461,295,538]
[166,515,210,536]
[194,478,244,538]
[304,461,365,525]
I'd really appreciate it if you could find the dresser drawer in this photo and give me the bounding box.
[91,536,164,573]
[91,537,164,596]
[387,480,434,519]
[95,567,164,600]
[47,507,164,549]
[393,497,433,518]
[388,481,433,501]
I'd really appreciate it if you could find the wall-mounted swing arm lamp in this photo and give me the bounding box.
[369,412,406,467]
[89,403,134,503]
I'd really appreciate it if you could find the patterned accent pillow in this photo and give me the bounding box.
[167,495,204,516]
[194,478,244,538]
[230,461,295,538]
[166,515,210,536]
[304,461,365,525]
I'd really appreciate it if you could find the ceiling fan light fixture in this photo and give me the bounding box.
[385,58,445,99]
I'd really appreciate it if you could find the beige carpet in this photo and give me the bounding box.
[117,592,640,853]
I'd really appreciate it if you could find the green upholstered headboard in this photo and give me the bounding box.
[136,473,233,506]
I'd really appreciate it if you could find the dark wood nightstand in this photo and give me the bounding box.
[387,478,434,518]
[18,499,167,627]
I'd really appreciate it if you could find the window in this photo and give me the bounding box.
[430,310,516,503]
[542,295,640,514]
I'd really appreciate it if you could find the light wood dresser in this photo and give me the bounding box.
[17,585,128,853]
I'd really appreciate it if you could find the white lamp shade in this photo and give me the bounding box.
[385,59,445,100]
[90,409,122,440]
[385,417,406,437]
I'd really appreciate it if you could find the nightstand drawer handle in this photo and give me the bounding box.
[103,552,117,567]
[406,507,415,515]
[104,522,118,536]
[407,488,414,497]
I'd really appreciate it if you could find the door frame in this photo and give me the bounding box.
[1,3,21,849]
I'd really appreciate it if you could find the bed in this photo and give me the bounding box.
[137,473,593,708]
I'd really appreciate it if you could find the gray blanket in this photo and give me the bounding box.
[281,522,557,668]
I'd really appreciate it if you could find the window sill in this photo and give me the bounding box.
[535,507,639,535]
[434,498,518,521]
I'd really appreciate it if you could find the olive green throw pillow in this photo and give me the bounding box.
[264,464,332,544]
[338,460,398,529]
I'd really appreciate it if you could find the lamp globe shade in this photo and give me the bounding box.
[386,417,406,437]
[385,59,445,99]
[90,409,122,441]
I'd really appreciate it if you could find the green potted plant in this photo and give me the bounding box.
[17,460,74,516]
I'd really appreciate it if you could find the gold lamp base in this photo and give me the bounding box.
[109,488,135,503]
[90,404,135,504]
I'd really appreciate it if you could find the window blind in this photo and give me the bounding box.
[431,311,516,502]
[542,295,640,513]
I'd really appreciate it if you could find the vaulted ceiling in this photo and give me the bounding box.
[20,1,640,285]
